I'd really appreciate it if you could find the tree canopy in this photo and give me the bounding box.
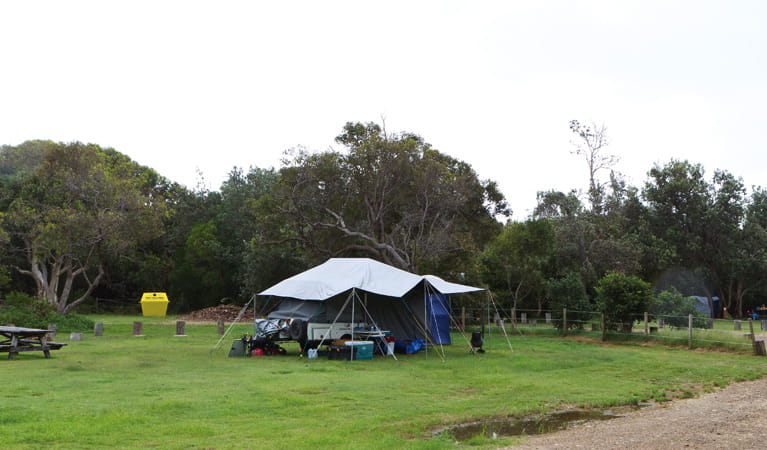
[1,142,167,313]
[270,121,508,273]
[1,120,766,320]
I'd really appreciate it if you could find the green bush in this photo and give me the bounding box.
[595,273,653,333]
[653,288,708,328]
[547,271,593,330]
[0,291,94,332]
[43,312,95,332]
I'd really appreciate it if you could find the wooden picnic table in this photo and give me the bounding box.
[0,326,67,360]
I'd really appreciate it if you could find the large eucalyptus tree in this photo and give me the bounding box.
[272,121,509,273]
[2,141,166,313]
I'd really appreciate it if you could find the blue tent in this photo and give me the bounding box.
[427,293,452,345]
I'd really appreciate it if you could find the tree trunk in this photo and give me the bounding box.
[18,252,104,315]
[59,264,104,315]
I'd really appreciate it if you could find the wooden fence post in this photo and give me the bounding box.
[47,323,57,341]
[748,317,759,355]
[734,320,742,331]
[511,307,517,330]
[644,312,649,336]
[601,313,606,341]
[688,314,693,349]
[217,319,225,335]
[94,322,103,337]
[747,319,766,356]
[175,320,187,337]
[562,308,567,336]
[133,321,143,337]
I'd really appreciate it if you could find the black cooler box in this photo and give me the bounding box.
[327,345,356,360]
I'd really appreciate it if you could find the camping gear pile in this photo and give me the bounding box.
[243,319,289,356]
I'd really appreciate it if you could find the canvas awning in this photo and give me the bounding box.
[422,274,484,294]
[258,258,483,300]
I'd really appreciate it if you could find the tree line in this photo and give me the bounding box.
[484,121,767,320]
[0,121,764,319]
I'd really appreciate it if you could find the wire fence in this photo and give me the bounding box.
[76,300,766,355]
[453,307,766,355]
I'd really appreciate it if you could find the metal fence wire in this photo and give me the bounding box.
[453,308,762,354]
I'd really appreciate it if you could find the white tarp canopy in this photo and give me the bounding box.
[259,257,486,345]
[258,257,483,300]
[423,274,484,295]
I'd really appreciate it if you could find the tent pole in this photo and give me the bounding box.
[442,294,475,354]
[400,296,444,361]
[256,295,272,317]
[313,290,355,358]
[425,282,447,361]
[352,288,356,344]
[353,293,399,361]
[488,291,513,352]
[210,295,254,354]
[424,281,429,360]
[482,295,487,348]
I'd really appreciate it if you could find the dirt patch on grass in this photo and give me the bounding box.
[507,376,767,449]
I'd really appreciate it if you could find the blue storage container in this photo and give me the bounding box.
[344,341,373,360]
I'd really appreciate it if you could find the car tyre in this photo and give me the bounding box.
[289,319,308,342]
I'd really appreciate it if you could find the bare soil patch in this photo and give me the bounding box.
[508,377,767,449]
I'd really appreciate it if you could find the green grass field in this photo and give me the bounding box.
[2,315,766,449]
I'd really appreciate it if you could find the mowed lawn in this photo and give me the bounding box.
[2,316,766,449]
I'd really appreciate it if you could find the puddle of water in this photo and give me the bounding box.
[441,406,646,442]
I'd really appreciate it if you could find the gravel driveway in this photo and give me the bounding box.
[508,377,767,449]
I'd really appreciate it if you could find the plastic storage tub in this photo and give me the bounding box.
[344,341,373,360]
[328,345,356,360]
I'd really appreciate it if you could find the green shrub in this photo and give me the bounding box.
[43,312,95,332]
[4,291,56,316]
[0,291,94,332]
[547,271,593,330]
[595,273,653,333]
[653,288,708,328]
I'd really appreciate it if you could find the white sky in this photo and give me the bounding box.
[2,1,766,218]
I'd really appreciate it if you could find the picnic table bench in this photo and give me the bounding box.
[0,326,67,360]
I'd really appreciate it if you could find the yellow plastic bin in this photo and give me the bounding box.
[140,292,170,317]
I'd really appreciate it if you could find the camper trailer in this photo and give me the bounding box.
[287,319,366,348]
[257,258,483,352]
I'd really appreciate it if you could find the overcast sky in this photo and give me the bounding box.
[2,1,766,218]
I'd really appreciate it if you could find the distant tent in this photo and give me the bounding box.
[258,258,483,344]
[690,296,721,318]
